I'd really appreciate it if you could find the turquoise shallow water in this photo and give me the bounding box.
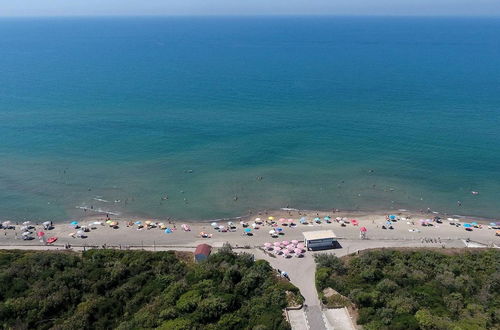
[0,17,499,221]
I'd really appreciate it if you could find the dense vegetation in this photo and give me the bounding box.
[0,246,300,329]
[315,249,500,330]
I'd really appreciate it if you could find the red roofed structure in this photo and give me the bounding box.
[194,243,212,262]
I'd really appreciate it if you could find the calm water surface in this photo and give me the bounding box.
[0,17,499,221]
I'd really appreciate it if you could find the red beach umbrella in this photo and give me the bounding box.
[37,231,45,237]
[360,227,367,232]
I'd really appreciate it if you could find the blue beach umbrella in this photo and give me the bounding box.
[314,217,321,222]
[70,221,78,226]
[244,228,252,233]
[386,221,392,226]
[276,227,283,232]
[324,216,331,221]
[300,217,307,224]
[471,222,478,226]
[463,223,472,228]
[389,215,396,220]
[164,228,172,233]
[135,221,142,225]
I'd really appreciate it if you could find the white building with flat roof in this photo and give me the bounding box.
[303,230,337,250]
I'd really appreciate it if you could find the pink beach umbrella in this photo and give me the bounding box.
[264,242,272,248]
[294,248,302,254]
[279,218,286,222]
[291,239,299,245]
[37,231,45,237]
[282,250,290,257]
[360,227,367,232]
[297,243,305,249]
[273,242,281,247]
[286,244,295,251]
[282,240,290,246]
[288,218,294,223]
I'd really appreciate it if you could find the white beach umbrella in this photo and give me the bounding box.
[43,221,51,226]
[211,222,218,227]
[22,221,31,226]
[2,221,11,227]
[269,229,276,235]
[22,231,31,236]
[227,221,234,226]
[76,230,85,237]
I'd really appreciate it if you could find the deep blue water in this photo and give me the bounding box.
[0,17,499,221]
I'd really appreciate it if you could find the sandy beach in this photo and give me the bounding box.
[1,209,498,250]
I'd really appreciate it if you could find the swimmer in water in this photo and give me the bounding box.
[457,201,462,207]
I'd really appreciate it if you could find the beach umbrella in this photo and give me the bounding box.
[324,216,331,221]
[314,217,321,222]
[360,227,367,232]
[144,220,152,225]
[299,217,307,223]
[463,223,472,228]
[182,224,190,231]
[471,222,478,226]
[252,223,259,228]
[21,226,29,231]
[164,228,172,233]
[254,217,261,222]
[273,246,281,251]
[286,244,295,251]
[269,229,276,235]
[93,221,103,226]
[70,221,78,226]
[68,232,75,237]
[2,221,11,227]
[297,243,305,249]
[244,228,252,233]
[273,242,281,247]
[287,218,294,223]
[22,231,31,236]
[43,221,51,226]
[276,227,283,232]
[291,239,299,245]
[351,219,359,226]
[211,222,218,227]
[135,221,142,225]
[282,250,290,256]
[279,218,286,222]
[110,221,118,226]
[389,215,396,220]
[264,242,272,248]
[282,240,290,246]
[490,222,496,226]
[294,248,302,254]
[37,231,45,237]
[76,230,84,236]
[22,221,31,226]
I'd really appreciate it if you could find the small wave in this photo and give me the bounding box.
[93,198,110,203]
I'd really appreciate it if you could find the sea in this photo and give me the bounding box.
[0,16,499,222]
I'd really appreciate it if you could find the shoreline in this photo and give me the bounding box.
[69,206,497,226]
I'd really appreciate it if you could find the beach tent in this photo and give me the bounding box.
[194,244,212,262]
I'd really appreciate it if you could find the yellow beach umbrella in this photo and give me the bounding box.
[268,216,275,220]
[110,221,118,226]
[145,220,152,225]
[106,220,112,224]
